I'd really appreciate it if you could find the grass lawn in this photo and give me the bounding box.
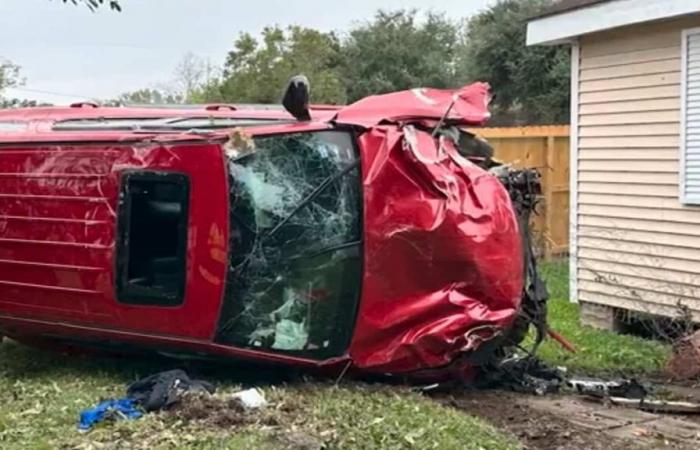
[537,259,671,375]
[0,259,670,449]
[0,340,519,450]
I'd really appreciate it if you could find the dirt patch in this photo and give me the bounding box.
[170,394,254,428]
[435,390,700,450]
[439,390,630,450]
[166,393,323,449]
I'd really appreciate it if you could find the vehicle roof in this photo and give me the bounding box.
[0,83,492,144]
[0,104,339,144]
[0,104,342,122]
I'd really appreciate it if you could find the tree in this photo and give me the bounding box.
[173,53,217,103]
[459,0,570,124]
[109,88,184,106]
[195,26,347,105]
[340,10,461,102]
[0,98,53,108]
[60,0,121,11]
[0,58,22,104]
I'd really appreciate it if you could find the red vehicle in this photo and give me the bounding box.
[0,79,545,380]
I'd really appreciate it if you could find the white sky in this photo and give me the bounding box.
[0,0,494,105]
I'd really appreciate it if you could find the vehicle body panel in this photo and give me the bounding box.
[0,84,526,378]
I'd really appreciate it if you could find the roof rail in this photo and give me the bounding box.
[204,104,237,111]
[70,101,100,108]
[309,104,342,111]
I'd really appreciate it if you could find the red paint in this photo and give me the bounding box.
[0,83,525,378]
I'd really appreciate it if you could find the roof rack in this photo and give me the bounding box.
[70,101,100,108]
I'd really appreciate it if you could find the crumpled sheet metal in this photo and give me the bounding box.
[333,82,491,128]
[347,124,523,374]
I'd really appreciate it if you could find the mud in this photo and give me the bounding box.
[437,390,700,450]
[168,393,280,429]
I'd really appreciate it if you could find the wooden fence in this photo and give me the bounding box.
[472,125,570,258]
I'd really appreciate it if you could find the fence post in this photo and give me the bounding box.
[545,135,556,259]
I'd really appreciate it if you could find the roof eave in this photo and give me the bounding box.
[527,0,700,46]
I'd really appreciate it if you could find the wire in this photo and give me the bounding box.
[9,86,97,100]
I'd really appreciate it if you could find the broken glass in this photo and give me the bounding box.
[215,131,362,359]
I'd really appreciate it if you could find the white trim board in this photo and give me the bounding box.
[680,27,700,205]
[527,0,700,45]
[569,42,580,304]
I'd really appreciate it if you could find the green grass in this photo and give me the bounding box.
[0,258,672,449]
[0,341,518,450]
[535,259,671,375]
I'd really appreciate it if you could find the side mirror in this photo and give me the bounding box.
[282,75,311,121]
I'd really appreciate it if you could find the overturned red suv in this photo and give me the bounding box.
[0,78,545,380]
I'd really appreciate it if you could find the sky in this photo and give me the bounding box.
[0,0,494,105]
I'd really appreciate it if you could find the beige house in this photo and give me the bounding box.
[527,0,700,329]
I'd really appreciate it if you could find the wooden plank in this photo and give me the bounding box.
[579,136,679,148]
[579,98,679,115]
[579,110,679,125]
[491,138,547,169]
[580,46,681,70]
[578,159,677,172]
[580,72,680,93]
[579,148,678,160]
[579,239,700,265]
[579,85,679,104]
[477,126,569,258]
[473,125,569,138]
[580,59,681,81]
[545,135,556,258]
[578,215,700,235]
[579,182,678,197]
[579,123,680,137]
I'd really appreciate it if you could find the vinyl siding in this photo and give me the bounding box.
[576,15,700,320]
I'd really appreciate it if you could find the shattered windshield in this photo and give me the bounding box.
[215,130,362,359]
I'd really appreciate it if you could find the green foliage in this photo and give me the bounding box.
[339,10,461,102]
[192,5,570,124]
[0,58,21,95]
[0,99,52,108]
[195,26,347,105]
[459,0,570,124]
[110,88,184,106]
[534,259,670,375]
[284,386,520,449]
[60,0,121,12]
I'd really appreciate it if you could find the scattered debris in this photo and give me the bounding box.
[78,398,143,432]
[127,369,216,412]
[445,390,700,450]
[77,369,215,431]
[568,377,648,399]
[231,388,268,410]
[666,329,700,380]
[475,355,565,395]
[168,393,271,429]
[604,397,700,414]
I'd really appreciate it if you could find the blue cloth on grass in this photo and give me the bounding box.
[78,398,143,431]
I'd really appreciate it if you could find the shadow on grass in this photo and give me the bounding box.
[0,338,302,389]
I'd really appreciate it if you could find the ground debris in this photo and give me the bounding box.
[666,330,700,380]
[167,392,279,429]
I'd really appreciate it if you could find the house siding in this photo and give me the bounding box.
[576,15,700,320]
